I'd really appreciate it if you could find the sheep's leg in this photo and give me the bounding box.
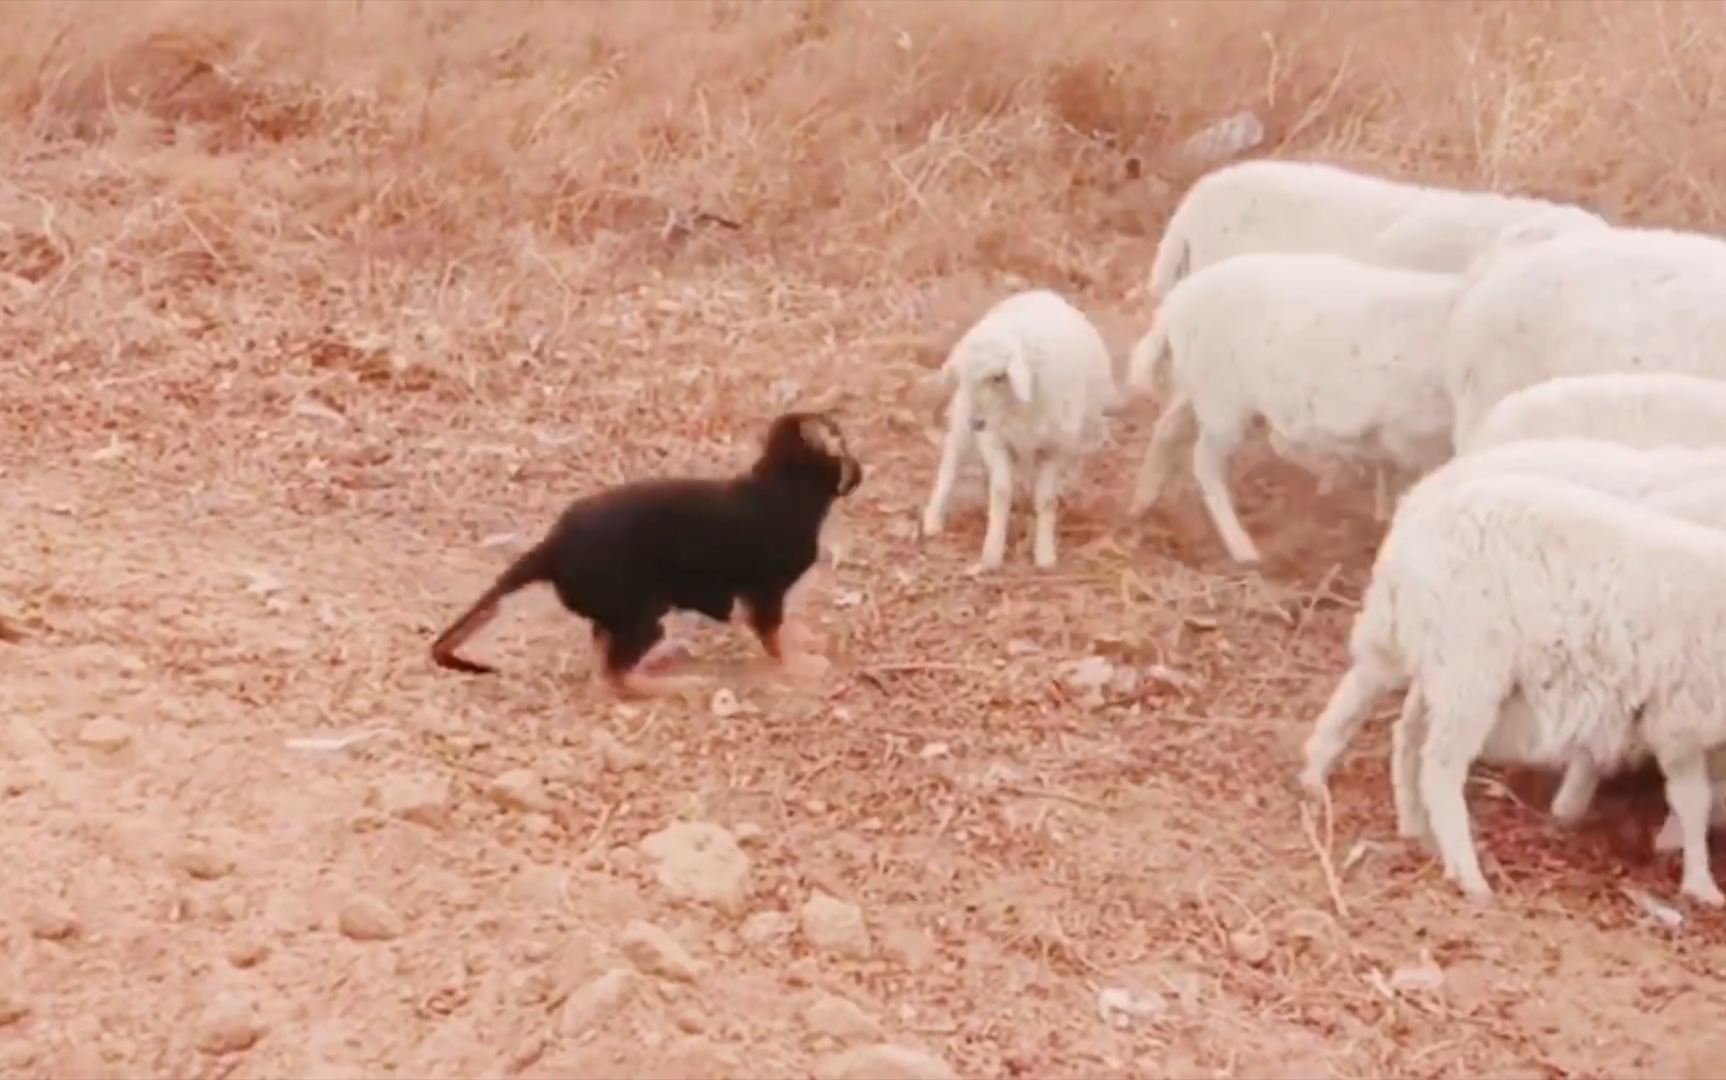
[1655,775,1726,853]
[1314,466,1338,498]
[1656,747,1726,906]
[1390,684,1434,843]
[1371,467,1393,522]
[1417,674,1504,901]
[1190,426,1261,565]
[1549,757,1602,827]
[922,394,974,538]
[1031,454,1063,570]
[1300,660,1403,790]
[1128,393,1195,518]
[971,430,1015,573]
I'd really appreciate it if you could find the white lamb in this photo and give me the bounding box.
[1323,473,1726,905]
[1124,251,1461,565]
[1147,158,1607,301]
[1301,438,1726,848]
[920,289,1117,572]
[1462,371,1726,456]
[1447,225,1726,446]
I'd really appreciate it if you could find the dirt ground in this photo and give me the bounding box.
[6,2,1726,1078]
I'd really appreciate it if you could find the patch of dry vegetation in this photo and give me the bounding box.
[6,3,1726,1078]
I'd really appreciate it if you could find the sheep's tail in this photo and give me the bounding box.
[1147,231,1190,302]
[1348,567,1403,677]
[1125,309,1172,397]
[430,544,551,675]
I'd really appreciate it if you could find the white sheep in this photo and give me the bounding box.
[1302,438,1726,835]
[1447,225,1726,446]
[920,289,1117,572]
[1330,473,1726,905]
[1462,371,1726,456]
[1124,251,1461,564]
[1147,158,1606,301]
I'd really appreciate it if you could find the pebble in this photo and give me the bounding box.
[487,768,553,813]
[637,821,752,913]
[802,994,884,1043]
[800,891,872,958]
[739,910,797,949]
[175,842,236,882]
[814,1043,960,1080]
[591,731,646,772]
[337,894,403,941]
[77,717,135,753]
[558,967,635,1036]
[369,772,452,828]
[619,920,703,982]
[27,899,79,942]
[193,992,267,1055]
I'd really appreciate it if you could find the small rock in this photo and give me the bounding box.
[558,967,635,1036]
[27,900,78,942]
[731,822,767,847]
[739,910,797,949]
[619,920,702,982]
[1228,929,1270,966]
[175,843,236,882]
[227,937,270,969]
[814,1043,959,1080]
[1096,986,1167,1028]
[1064,655,1115,692]
[193,993,266,1055]
[802,994,884,1043]
[487,768,553,813]
[672,1006,708,1034]
[1387,950,1446,994]
[0,992,30,1027]
[591,731,645,773]
[800,891,872,958]
[368,772,452,828]
[77,717,134,753]
[637,821,752,913]
[879,924,936,970]
[337,894,403,941]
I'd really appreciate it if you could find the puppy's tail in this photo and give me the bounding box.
[430,546,550,675]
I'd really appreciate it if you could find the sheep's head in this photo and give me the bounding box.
[1463,204,1612,282]
[960,339,1035,428]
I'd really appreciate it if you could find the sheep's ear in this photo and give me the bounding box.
[1005,351,1034,404]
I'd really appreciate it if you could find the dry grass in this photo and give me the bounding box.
[7,2,1726,1078]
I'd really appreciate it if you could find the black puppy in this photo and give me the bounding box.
[431,410,864,698]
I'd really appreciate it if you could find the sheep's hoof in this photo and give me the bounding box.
[1033,547,1057,570]
[965,559,1001,578]
[920,514,945,538]
[1682,877,1726,907]
[1449,872,1495,904]
[1296,766,1326,794]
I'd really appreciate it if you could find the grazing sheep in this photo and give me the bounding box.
[1371,475,1726,904]
[1462,371,1726,456]
[431,411,863,699]
[1302,438,1726,830]
[1124,252,1460,564]
[1147,158,1605,300]
[1307,472,1726,905]
[1447,225,1726,445]
[921,289,1117,572]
